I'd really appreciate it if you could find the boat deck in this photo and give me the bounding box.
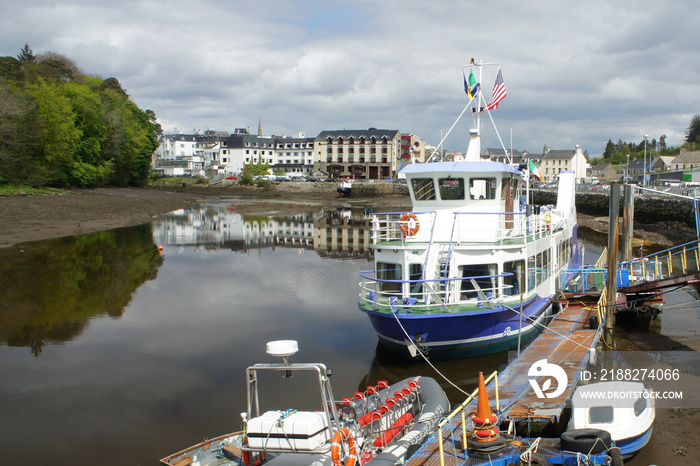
[406,296,602,465]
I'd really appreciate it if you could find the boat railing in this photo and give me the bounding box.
[358,270,514,311]
[370,208,562,246]
[370,211,437,243]
[436,370,499,465]
[244,362,339,454]
[560,268,607,294]
[620,239,700,286]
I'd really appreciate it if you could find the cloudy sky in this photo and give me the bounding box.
[2,0,699,156]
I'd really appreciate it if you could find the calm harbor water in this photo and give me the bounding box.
[0,200,697,465]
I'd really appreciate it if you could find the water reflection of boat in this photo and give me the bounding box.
[357,63,580,360]
[160,340,449,466]
[358,342,509,404]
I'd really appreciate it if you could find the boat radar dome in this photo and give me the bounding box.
[266,340,299,359]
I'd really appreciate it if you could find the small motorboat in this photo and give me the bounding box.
[567,381,655,459]
[160,340,449,466]
[337,178,354,197]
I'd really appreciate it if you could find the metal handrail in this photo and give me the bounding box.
[436,370,499,466]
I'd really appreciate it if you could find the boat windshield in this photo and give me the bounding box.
[469,178,497,200]
[438,178,465,200]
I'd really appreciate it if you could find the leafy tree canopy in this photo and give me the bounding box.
[0,45,160,188]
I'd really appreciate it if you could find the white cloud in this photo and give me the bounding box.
[1,0,698,155]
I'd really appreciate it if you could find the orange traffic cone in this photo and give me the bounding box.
[471,372,500,443]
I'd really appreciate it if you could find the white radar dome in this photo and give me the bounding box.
[266,340,299,358]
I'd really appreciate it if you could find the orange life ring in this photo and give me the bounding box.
[331,428,357,466]
[399,213,420,237]
[471,414,498,426]
[474,427,500,438]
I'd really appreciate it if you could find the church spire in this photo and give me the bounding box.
[257,118,263,137]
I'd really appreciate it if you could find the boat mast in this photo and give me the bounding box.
[464,59,483,162]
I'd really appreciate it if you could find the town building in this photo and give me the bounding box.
[153,132,220,176]
[590,162,618,181]
[218,128,316,176]
[483,148,524,164]
[314,128,426,180]
[539,145,590,182]
[649,156,675,173]
[670,150,700,171]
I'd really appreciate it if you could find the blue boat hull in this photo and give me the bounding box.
[616,426,653,460]
[358,294,554,359]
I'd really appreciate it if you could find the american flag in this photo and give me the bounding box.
[484,68,506,111]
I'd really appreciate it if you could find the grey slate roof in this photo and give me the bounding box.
[542,149,575,160]
[316,128,400,139]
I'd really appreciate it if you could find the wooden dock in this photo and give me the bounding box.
[406,297,602,465]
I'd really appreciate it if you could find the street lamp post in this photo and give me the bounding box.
[643,134,649,188]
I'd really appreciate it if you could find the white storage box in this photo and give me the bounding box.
[247,410,330,450]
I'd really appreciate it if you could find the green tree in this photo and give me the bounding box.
[686,114,700,145]
[25,78,81,185]
[603,139,615,159]
[16,44,35,64]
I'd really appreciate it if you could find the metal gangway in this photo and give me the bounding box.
[563,240,700,296]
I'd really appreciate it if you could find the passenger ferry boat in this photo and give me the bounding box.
[357,62,581,359]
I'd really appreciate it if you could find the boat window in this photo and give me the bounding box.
[409,263,423,298]
[438,178,465,200]
[411,178,436,201]
[469,178,497,200]
[377,262,402,294]
[460,264,497,300]
[634,397,647,416]
[503,260,524,296]
[501,177,515,200]
[589,406,614,424]
[527,256,536,291]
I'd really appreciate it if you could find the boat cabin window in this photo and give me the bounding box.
[503,260,524,296]
[438,178,465,200]
[501,177,518,200]
[411,178,436,201]
[527,256,536,290]
[469,178,497,200]
[460,264,497,300]
[634,397,647,416]
[377,262,402,294]
[589,406,614,424]
[409,264,423,297]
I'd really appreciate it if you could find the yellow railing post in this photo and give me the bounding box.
[682,247,688,274]
[435,370,500,465]
[668,251,673,276]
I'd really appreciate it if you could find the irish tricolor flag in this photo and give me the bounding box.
[528,159,544,182]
